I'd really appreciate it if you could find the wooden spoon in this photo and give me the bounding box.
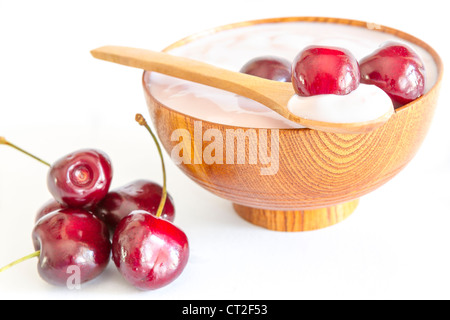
[90,46,393,134]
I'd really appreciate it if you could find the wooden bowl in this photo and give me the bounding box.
[142,17,443,232]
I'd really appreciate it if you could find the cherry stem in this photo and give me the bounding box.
[135,114,167,218]
[0,250,40,273]
[0,136,51,167]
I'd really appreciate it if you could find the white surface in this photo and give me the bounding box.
[0,0,449,300]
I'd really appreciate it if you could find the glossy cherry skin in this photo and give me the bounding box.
[47,149,113,209]
[112,210,189,290]
[360,42,425,108]
[94,179,175,231]
[292,46,360,96]
[35,199,66,223]
[240,56,292,82]
[32,208,111,286]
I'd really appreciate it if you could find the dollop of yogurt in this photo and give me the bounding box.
[287,84,394,123]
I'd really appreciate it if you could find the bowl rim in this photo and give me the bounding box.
[142,16,444,131]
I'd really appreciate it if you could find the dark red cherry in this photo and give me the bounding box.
[0,139,113,209]
[359,42,425,107]
[112,210,189,290]
[32,208,111,286]
[47,149,113,209]
[291,46,360,96]
[240,56,292,82]
[35,199,66,223]
[94,179,175,231]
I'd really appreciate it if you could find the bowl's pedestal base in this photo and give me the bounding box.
[233,199,359,232]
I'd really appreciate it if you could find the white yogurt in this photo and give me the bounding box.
[287,84,394,123]
[146,22,438,128]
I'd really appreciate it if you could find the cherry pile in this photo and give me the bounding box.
[0,114,189,290]
[240,41,426,108]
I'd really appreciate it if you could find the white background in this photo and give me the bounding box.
[0,0,449,300]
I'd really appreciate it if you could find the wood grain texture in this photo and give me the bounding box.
[234,199,358,232]
[142,17,443,231]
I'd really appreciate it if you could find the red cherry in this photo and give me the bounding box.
[32,208,111,286]
[35,199,66,223]
[0,208,111,286]
[112,210,189,290]
[359,42,425,107]
[240,56,292,82]
[47,149,113,208]
[109,114,189,290]
[291,46,360,96]
[94,179,175,231]
[0,138,113,209]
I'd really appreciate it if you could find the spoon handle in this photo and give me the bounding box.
[90,46,291,111]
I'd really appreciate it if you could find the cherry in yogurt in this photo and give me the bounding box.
[291,45,360,96]
[240,55,292,82]
[360,41,426,108]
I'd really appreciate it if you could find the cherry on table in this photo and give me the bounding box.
[48,148,113,208]
[1,208,111,287]
[112,210,189,290]
[95,179,175,231]
[32,208,111,286]
[291,45,360,96]
[110,114,189,290]
[359,41,426,108]
[0,137,113,209]
[240,55,292,82]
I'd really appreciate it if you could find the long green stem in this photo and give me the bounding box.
[0,251,40,273]
[0,136,51,167]
[135,114,167,218]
